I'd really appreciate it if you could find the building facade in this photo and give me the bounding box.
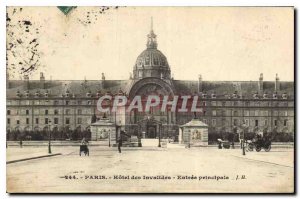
[6,23,294,143]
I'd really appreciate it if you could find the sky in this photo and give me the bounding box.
[6,6,294,81]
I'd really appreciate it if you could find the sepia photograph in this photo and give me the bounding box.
[5,6,294,193]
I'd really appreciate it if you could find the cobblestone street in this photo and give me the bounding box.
[6,146,294,193]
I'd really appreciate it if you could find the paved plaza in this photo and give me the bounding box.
[6,145,294,193]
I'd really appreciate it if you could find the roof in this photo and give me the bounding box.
[135,48,169,69]
[180,118,208,128]
[173,80,294,99]
[6,79,294,99]
[91,118,114,126]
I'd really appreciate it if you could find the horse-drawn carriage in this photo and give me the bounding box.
[247,133,271,152]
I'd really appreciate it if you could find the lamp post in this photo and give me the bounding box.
[108,130,111,147]
[242,122,246,156]
[48,120,52,154]
[188,130,191,148]
[158,125,161,147]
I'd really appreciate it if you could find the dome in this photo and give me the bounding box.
[133,19,171,80]
[135,48,169,69]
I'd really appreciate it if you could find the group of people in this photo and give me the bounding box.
[80,130,130,155]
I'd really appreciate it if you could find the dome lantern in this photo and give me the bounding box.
[133,18,171,80]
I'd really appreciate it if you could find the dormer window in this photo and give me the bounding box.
[202,93,207,98]
[35,91,40,98]
[24,91,29,98]
[282,93,288,99]
[273,93,278,99]
[16,90,21,98]
[65,90,70,98]
[96,91,101,98]
[211,93,216,99]
[253,93,259,99]
[86,91,91,97]
[263,93,268,99]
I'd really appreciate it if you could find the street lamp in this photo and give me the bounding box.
[188,130,191,148]
[48,120,52,154]
[158,125,161,147]
[242,122,246,156]
[108,130,111,147]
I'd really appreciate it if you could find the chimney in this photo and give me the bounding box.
[258,73,263,92]
[275,74,280,91]
[101,73,106,89]
[23,74,29,90]
[40,72,45,89]
[198,74,203,93]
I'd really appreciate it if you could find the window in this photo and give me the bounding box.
[284,119,288,126]
[203,119,207,124]
[26,110,29,115]
[274,120,277,126]
[45,118,48,124]
[66,101,70,105]
[264,120,268,126]
[254,110,259,116]
[77,118,82,124]
[87,100,92,105]
[7,118,10,124]
[203,111,206,116]
[212,119,216,126]
[54,100,59,105]
[244,110,249,116]
[245,119,249,126]
[54,110,59,115]
[153,57,159,65]
[26,118,29,124]
[77,100,82,105]
[233,111,238,117]
[284,111,288,117]
[203,102,206,106]
[45,110,48,115]
[212,110,217,116]
[145,55,150,65]
[54,118,59,125]
[211,101,216,106]
[65,109,70,115]
[138,71,143,78]
[7,110,10,115]
[222,110,226,116]
[17,120,20,125]
[233,101,238,106]
[222,101,226,106]
[255,120,258,127]
[77,109,82,115]
[66,118,70,125]
[35,118,39,124]
[234,119,238,126]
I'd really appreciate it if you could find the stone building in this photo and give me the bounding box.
[6,22,294,143]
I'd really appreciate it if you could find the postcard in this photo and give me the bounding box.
[6,6,294,193]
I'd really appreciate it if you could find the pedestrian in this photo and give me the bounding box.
[118,136,122,153]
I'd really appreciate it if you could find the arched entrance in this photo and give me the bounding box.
[137,116,162,139]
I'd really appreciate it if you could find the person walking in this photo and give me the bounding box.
[118,136,122,153]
